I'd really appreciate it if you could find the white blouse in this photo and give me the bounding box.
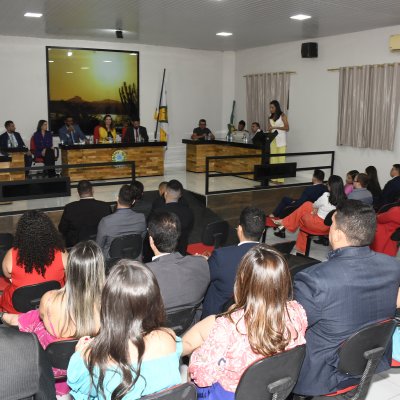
[313,192,336,219]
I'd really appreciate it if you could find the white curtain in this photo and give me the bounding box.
[245,72,291,130]
[337,63,400,150]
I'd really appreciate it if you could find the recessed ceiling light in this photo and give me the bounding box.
[67,51,73,57]
[216,32,233,37]
[103,60,112,63]
[81,67,89,70]
[24,12,43,18]
[48,60,54,63]
[290,14,311,21]
[66,71,73,74]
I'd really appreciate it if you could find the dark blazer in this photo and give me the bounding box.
[0,131,27,150]
[293,246,400,396]
[154,202,194,255]
[58,124,86,145]
[58,198,112,247]
[202,242,258,318]
[132,199,152,219]
[33,130,53,158]
[123,125,149,143]
[381,176,400,206]
[293,183,327,208]
[147,252,210,310]
[0,326,56,399]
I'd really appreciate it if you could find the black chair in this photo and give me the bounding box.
[107,233,143,273]
[45,339,78,381]
[187,220,229,255]
[166,302,202,336]
[141,383,197,399]
[312,319,397,400]
[285,253,320,277]
[272,241,296,255]
[235,345,306,400]
[0,233,13,276]
[390,227,400,243]
[77,225,98,243]
[12,281,61,313]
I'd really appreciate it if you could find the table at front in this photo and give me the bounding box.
[182,139,263,174]
[0,149,25,181]
[60,142,167,181]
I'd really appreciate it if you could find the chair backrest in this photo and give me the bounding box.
[272,241,296,255]
[93,125,100,142]
[29,136,35,153]
[109,234,143,259]
[166,302,202,336]
[202,220,229,248]
[12,281,61,313]
[324,209,335,226]
[391,227,400,242]
[45,339,78,370]
[235,345,306,400]
[141,383,197,399]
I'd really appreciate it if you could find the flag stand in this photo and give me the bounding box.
[154,68,166,141]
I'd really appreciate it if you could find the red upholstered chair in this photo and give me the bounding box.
[93,125,100,143]
[30,135,44,164]
[187,220,229,256]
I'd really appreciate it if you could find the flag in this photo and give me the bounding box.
[154,76,168,142]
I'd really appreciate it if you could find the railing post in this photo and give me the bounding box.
[205,157,210,195]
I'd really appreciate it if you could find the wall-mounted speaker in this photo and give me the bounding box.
[301,42,318,58]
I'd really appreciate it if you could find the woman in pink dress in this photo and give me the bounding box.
[182,244,308,399]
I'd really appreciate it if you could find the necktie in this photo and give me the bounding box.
[10,134,17,148]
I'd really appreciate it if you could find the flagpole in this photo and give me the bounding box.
[154,68,166,140]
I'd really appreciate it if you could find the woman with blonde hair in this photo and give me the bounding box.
[182,244,307,399]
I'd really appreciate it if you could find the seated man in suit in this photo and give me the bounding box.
[58,180,111,247]
[58,116,87,145]
[131,180,152,219]
[191,119,215,140]
[380,164,400,207]
[250,121,264,144]
[202,206,266,318]
[96,184,146,259]
[293,200,400,397]
[0,120,32,175]
[270,169,327,218]
[147,211,210,311]
[123,118,149,143]
[153,179,194,255]
[348,173,373,205]
[0,325,56,399]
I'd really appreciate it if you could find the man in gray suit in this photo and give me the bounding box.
[147,211,210,310]
[96,184,146,259]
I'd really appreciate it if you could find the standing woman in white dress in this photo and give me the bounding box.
[268,100,289,183]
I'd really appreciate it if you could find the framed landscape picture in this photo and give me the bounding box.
[46,46,139,135]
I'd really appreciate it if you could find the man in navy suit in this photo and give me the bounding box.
[123,118,149,143]
[58,116,87,145]
[201,206,266,318]
[380,164,400,206]
[0,120,32,175]
[294,200,400,396]
[271,169,327,218]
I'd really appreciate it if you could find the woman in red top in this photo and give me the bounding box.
[1,210,67,313]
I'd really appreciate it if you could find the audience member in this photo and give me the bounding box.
[202,206,265,318]
[0,120,32,175]
[348,173,373,205]
[381,164,400,206]
[191,119,215,140]
[293,200,400,396]
[183,244,307,398]
[67,260,182,399]
[58,115,86,145]
[33,119,56,177]
[131,180,152,218]
[0,211,67,313]
[371,199,400,256]
[153,179,194,255]
[96,184,146,259]
[365,165,382,207]
[344,169,358,196]
[98,114,116,143]
[147,211,209,310]
[123,118,149,143]
[274,175,346,254]
[270,169,327,218]
[151,181,168,210]
[0,326,56,399]
[2,240,105,396]
[58,180,111,247]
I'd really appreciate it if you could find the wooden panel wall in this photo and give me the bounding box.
[0,153,25,181]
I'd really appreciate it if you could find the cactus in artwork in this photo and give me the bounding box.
[119,81,139,118]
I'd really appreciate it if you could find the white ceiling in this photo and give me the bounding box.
[1,0,400,51]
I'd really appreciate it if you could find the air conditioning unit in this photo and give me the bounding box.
[389,35,400,51]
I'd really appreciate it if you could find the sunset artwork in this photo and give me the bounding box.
[46,47,139,135]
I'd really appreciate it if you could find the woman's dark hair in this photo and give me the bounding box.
[86,260,166,400]
[365,165,382,197]
[13,210,65,276]
[327,175,346,206]
[101,114,114,130]
[269,100,283,121]
[225,244,293,357]
[347,170,359,182]
[36,120,47,132]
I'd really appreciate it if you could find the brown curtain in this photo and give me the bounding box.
[245,72,291,130]
[337,63,400,150]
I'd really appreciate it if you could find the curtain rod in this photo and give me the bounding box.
[328,63,400,71]
[243,71,296,77]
